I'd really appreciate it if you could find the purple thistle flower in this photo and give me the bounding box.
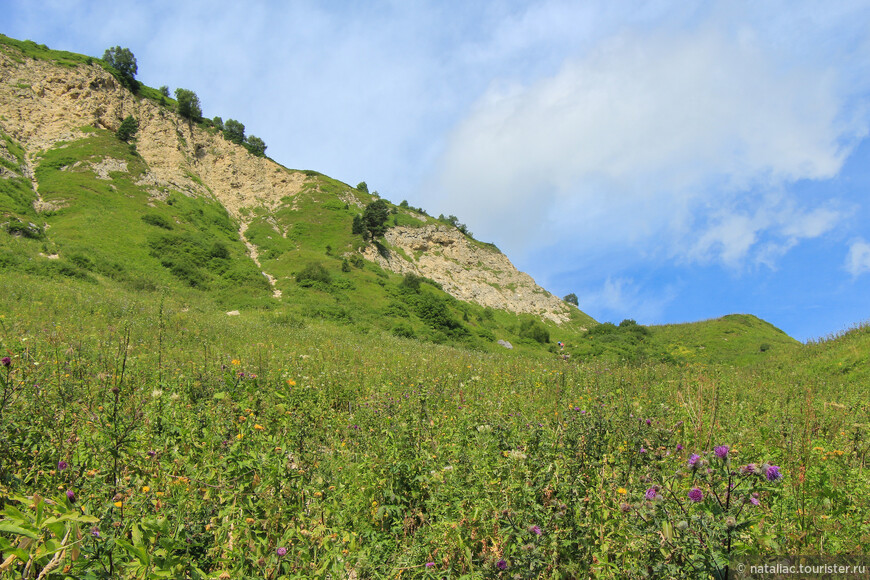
[765,465,782,481]
[749,496,760,506]
[676,444,684,451]
[496,559,508,570]
[276,547,287,557]
[1,356,10,367]
[645,487,658,501]
[529,525,542,536]
[688,453,701,467]
[645,418,652,426]
[57,460,68,471]
[147,450,156,457]
[714,445,730,460]
[65,490,75,503]
[639,446,646,453]
[688,487,703,502]
[740,463,756,475]
[426,562,435,568]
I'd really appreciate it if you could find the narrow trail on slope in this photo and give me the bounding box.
[238,220,282,299]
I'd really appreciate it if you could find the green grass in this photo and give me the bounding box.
[0,273,867,579]
[3,34,867,577]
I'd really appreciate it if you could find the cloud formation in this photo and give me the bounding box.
[433,10,868,269]
[846,239,870,276]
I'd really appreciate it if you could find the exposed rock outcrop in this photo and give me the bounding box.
[361,225,572,323]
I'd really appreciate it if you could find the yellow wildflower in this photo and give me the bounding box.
[617,488,627,495]
[254,424,265,430]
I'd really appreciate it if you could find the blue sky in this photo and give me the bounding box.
[4,0,870,341]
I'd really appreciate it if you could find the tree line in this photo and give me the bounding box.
[102,46,266,157]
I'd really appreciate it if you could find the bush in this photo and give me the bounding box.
[4,219,43,239]
[116,115,138,142]
[391,323,416,339]
[141,213,173,229]
[519,318,550,344]
[401,273,422,292]
[296,263,331,287]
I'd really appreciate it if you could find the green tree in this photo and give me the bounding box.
[245,135,267,157]
[174,88,202,120]
[115,115,139,142]
[158,85,170,97]
[224,119,245,144]
[352,214,367,237]
[103,46,138,91]
[564,293,579,306]
[212,117,224,131]
[356,182,369,194]
[362,199,389,240]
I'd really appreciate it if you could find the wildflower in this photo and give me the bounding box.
[231,359,241,366]
[141,486,150,493]
[276,547,287,557]
[639,446,646,453]
[529,525,542,536]
[147,450,156,457]
[740,463,756,475]
[644,487,658,501]
[749,496,760,506]
[688,454,701,468]
[114,501,123,508]
[676,444,684,451]
[1,356,10,367]
[91,526,100,538]
[764,465,782,481]
[66,490,75,502]
[714,445,729,460]
[688,488,703,502]
[287,379,296,386]
[617,487,627,495]
[496,559,508,570]
[57,460,69,471]
[254,424,265,430]
[619,502,631,513]
[425,562,435,568]
[645,419,651,426]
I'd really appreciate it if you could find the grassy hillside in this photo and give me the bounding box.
[2,34,868,579]
[0,273,867,579]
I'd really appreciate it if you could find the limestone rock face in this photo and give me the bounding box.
[362,226,572,323]
[0,51,308,218]
[0,49,575,323]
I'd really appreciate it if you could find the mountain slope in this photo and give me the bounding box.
[0,35,600,354]
[0,35,809,364]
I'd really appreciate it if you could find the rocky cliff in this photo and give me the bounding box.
[0,43,575,323]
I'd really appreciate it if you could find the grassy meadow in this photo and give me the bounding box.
[0,274,867,579]
[1,32,868,579]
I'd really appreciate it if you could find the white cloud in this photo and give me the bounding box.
[846,239,870,276]
[432,6,868,267]
[578,276,677,324]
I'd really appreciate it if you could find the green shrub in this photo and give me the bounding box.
[296,263,331,287]
[141,213,173,229]
[519,318,550,344]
